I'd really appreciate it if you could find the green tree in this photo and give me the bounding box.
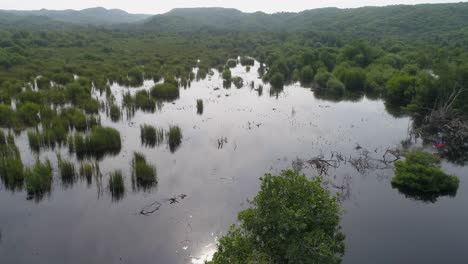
[300,66,315,84]
[209,170,345,264]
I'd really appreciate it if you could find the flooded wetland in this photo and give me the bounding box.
[1,60,468,264]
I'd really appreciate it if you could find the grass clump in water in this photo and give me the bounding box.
[71,127,121,159]
[109,170,125,201]
[151,83,179,101]
[167,125,182,153]
[58,155,76,187]
[79,162,99,185]
[232,76,243,88]
[131,152,157,190]
[25,159,53,201]
[391,150,460,202]
[196,99,204,115]
[0,131,24,191]
[140,124,164,147]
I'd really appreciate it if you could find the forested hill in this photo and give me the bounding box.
[142,3,468,37]
[2,7,150,25]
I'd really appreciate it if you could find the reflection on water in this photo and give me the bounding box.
[0,59,468,263]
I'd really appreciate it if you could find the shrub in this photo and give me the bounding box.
[314,69,332,88]
[326,77,346,96]
[269,72,285,89]
[209,170,345,264]
[222,68,232,81]
[232,76,243,88]
[196,99,203,115]
[109,104,121,122]
[17,102,40,127]
[240,56,255,66]
[227,59,237,68]
[167,125,182,153]
[25,160,53,201]
[131,152,157,190]
[109,170,125,201]
[151,83,179,101]
[0,104,14,127]
[300,65,315,84]
[392,150,459,202]
[0,133,24,191]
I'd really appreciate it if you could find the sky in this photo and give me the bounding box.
[0,0,463,14]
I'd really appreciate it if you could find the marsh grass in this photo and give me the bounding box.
[71,127,121,159]
[79,162,99,185]
[109,170,125,201]
[232,76,243,88]
[196,99,204,115]
[167,126,182,153]
[0,132,24,191]
[58,155,76,187]
[131,152,157,190]
[25,159,53,201]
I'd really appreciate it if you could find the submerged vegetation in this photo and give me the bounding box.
[209,170,345,263]
[392,150,459,202]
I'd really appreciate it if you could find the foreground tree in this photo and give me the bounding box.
[209,170,345,264]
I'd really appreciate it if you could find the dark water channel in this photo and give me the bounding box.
[0,61,467,264]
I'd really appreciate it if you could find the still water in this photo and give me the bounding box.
[0,61,467,264]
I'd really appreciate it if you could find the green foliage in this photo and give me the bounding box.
[222,68,232,81]
[385,73,415,106]
[333,64,366,91]
[0,132,23,191]
[196,99,203,115]
[58,156,76,187]
[240,56,254,66]
[269,72,284,89]
[151,82,180,101]
[300,66,315,84]
[167,125,182,153]
[71,127,121,159]
[109,170,125,201]
[232,76,243,88]
[109,104,121,122]
[326,77,346,96]
[210,170,345,264]
[25,159,53,201]
[140,124,164,147]
[392,150,459,202]
[79,162,98,185]
[227,59,238,68]
[314,68,332,88]
[131,152,157,190]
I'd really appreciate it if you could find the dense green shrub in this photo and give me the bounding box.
[326,77,346,96]
[151,83,179,101]
[240,56,254,66]
[232,76,243,88]
[222,68,232,81]
[314,68,332,88]
[392,150,459,202]
[209,170,345,264]
[269,72,285,89]
[0,132,24,191]
[300,66,315,84]
[227,59,237,68]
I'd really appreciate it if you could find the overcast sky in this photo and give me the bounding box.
[0,0,463,14]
